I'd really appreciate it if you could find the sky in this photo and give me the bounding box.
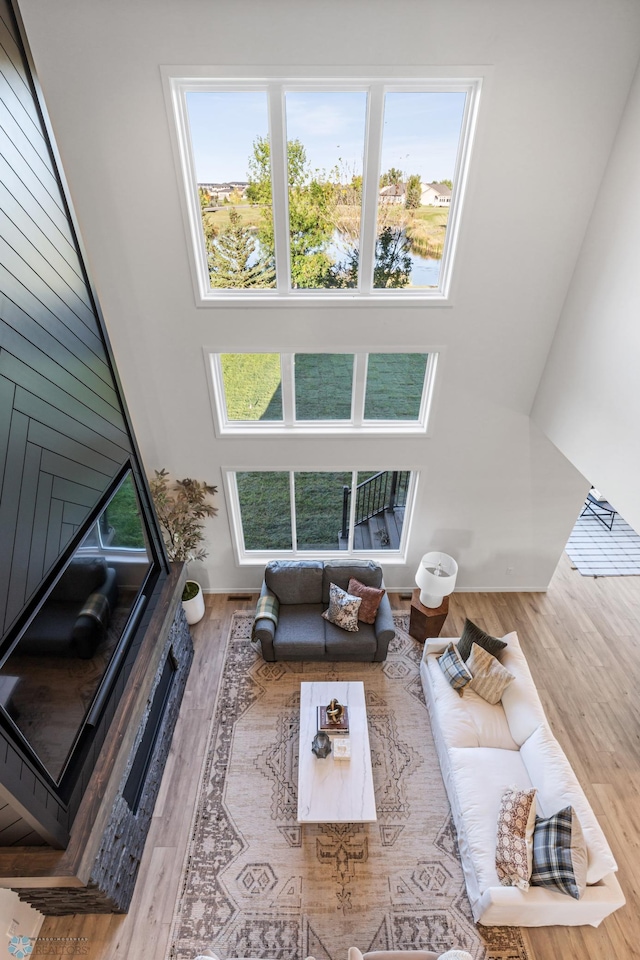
[186,89,466,185]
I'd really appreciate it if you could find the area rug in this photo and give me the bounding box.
[168,615,531,960]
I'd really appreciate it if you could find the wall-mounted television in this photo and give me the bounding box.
[0,470,159,786]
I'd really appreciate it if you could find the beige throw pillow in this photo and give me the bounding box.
[467,642,514,704]
[496,786,537,889]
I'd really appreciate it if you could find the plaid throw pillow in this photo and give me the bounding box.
[438,642,473,693]
[531,806,587,899]
[322,582,362,632]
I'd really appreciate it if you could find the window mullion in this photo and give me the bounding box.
[352,354,367,425]
[281,354,295,425]
[348,470,358,553]
[290,471,298,552]
[268,85,291,293]
[359,85,385,293]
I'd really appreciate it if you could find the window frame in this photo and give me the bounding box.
[163,66,483,305]
[206,349,440,438]
[224,468,418,564]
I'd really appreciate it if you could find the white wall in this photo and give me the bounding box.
[16,0,640,591]
[532,60,640,534]
[0,889,42,948]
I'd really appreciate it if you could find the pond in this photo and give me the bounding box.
[328,231,441,288]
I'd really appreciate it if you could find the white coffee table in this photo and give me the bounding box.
[297,680,377,823]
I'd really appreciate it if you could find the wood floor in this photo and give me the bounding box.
[36,554,640,959]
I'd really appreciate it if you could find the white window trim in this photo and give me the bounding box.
[205,350,439,438]
[162,66,484,306]
[223,468,419,565]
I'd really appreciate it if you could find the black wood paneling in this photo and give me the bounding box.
[0,2,132,643]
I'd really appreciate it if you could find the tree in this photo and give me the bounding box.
[332,225,412,289]
[207,207,275,288]
[405,174,422,210]
[373,227,412,288]
[198,187,211,212]
[247,136,338,288]
[380,167,403,187]
[441,179,453,189]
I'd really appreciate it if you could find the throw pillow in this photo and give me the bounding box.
[438,642,473,694]
[347,577,385,624]
[322,582,362,632]
[466,642,515,704]
[495,786,537,890]
[530,805,588,899]
[457,617,508,662]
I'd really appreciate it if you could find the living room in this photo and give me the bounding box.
[0,0,639,957]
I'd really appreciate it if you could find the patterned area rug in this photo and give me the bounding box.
[168,615,531,960]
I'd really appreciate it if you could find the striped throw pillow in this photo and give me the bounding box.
[467,641,514,704]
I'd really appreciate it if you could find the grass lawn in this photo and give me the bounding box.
[106,475,146,549]
[221,354,282,421]
[237,470,390,551]
[221,353,428,422]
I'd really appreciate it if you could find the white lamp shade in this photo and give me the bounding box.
[415,551,458,608]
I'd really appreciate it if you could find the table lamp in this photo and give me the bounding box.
[415,552,458,608]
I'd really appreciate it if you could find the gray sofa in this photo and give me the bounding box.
[253,560,395,662]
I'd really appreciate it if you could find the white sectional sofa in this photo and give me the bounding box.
[420,631,626,927]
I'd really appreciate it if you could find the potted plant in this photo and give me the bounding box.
[149,469,218,625]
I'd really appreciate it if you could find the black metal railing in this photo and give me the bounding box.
[341,471,410,539]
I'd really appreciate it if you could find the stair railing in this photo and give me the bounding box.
[341,471,409,539]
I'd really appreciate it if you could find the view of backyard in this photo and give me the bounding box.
[185,87,467,291]
[236,469,402,552]
[220,353,429,422]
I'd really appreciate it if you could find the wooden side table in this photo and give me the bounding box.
[409,590,449,642]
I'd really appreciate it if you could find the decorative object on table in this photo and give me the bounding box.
[149,468,217,624]
[414,551,458,608]
[311,730,332,758]
[326,697,344,723]
[317,703,350,734]
[332,737,351,760]
[409,590,449,641]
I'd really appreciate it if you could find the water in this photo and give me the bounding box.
[328,231,440,288]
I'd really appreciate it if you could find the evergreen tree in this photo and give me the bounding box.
[405,174,422,209]
[380,167,403,187]
[207,208,275,289]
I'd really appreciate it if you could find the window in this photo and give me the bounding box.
[209,352,438,436]
[228,470,416,560]
[168,73,481,302]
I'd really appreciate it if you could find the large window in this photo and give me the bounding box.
[168,72,481,302]
[229,470,416,560]
[209,352,437,435]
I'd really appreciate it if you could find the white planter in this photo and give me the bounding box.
[182,580,205,625]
